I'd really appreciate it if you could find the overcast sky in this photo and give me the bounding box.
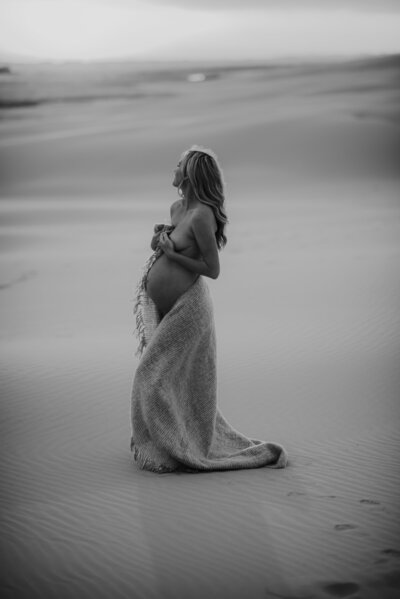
[0,0,399,61]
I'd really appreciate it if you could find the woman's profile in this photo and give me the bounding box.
[130,145,287,473]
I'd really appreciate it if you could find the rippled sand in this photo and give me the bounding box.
[1,57,400,598]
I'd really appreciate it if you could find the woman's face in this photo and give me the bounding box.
[172,157,185,188]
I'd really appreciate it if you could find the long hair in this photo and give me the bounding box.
[179,145,228,249]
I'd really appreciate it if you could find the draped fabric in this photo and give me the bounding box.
[131,271,288,473]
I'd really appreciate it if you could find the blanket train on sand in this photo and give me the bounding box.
[131,256,288,473]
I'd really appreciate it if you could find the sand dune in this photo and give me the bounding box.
[1,58,400,598]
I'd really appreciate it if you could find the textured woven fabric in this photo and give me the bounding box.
[130,271,288,473]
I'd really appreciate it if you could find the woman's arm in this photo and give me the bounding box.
[158,212,220,279]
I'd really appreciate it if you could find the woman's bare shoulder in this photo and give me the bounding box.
[192,203,216,229]
[170,199,183,217]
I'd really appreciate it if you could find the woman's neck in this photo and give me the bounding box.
[181,189,199,211]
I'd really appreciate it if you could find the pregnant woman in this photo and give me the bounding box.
[131,145,288,473]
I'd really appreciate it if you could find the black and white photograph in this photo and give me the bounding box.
[1,1,399,598]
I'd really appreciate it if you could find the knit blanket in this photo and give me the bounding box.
[131,264,288,473]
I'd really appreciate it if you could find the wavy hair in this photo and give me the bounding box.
[179,145,228,249]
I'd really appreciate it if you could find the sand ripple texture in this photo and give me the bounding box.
[1,57,400,599]
[1,260,400,599]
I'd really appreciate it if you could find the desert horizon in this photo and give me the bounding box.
[1,53,400,598]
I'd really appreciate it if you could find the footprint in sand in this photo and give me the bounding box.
[334,524,357,531]
[322,582,360,597]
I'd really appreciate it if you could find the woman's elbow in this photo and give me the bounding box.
[202,257,219,279]
[209,266,220,279]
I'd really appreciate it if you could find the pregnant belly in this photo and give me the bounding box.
[146,253,199,315]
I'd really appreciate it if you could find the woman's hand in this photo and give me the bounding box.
[158,231,175,257]
[151,224,175,251]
